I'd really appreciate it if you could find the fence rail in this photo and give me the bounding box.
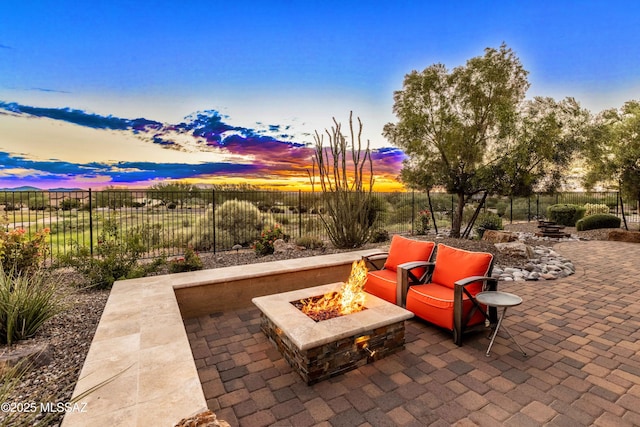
[1,189,637,262]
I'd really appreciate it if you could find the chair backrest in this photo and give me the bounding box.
[431,244,493,291]
[383,235,435,276]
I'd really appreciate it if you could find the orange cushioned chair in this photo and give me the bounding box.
[403,244,498,346]
[363,235,435,305]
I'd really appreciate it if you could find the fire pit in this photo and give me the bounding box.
[252,261,413,384]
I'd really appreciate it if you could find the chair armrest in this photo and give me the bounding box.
[397,261,434,271]
[396,262,435,307]
[454,276,497,288]
[361,252,389,271]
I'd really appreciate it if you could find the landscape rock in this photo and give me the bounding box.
[174,410,230,427]
[273,239,298,253]
[482,230,517,243]
[607,229,640,243]
[494,242,535,259]
[0,342,51,375]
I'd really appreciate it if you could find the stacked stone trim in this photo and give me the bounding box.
[260,313,405,385]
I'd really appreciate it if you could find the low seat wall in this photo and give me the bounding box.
[174,251,377,318]
[63,249,379,427]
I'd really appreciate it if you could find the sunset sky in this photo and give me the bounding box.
[1,1,640,190]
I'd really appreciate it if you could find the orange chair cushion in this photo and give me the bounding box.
[431,244,493,291]
[383,235,435,279]
[364,269,397,304]
[406,283,486,330]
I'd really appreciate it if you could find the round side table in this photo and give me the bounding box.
[475,291,527,357]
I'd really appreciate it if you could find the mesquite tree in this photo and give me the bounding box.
[310,112,376,248]
[384,44,529,237]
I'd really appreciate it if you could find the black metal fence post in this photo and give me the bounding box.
[88,188,94,258]
[212,189,216,254]
[298,190,303,239]
[451,195,454,225]
[411,190,415,235]
[510,197,513,224]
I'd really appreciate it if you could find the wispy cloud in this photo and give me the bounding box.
[0,151,261,185]
[0,44,11,50]
[30,87,71,94]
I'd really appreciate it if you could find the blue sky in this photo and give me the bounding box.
[2,0,640,149]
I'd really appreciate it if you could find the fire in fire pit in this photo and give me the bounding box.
[291,259,368,322]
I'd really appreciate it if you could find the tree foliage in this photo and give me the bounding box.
[147,181,200,208]
[582,100,640,202]
[488,97,590,196]
[384,44,529,237]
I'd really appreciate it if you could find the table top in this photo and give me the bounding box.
[476,291,523,307]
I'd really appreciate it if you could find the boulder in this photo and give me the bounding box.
[0,342,51,375]
[273,239,298,253]
[482,230,517,243]
[607,229,640,243]
[174,410,230,427]
[494,242,535,259]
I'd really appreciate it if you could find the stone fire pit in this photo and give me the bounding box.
[252,283,413,385]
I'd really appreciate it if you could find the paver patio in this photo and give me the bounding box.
[185,240,640,426]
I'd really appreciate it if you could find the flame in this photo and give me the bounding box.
[300,259,368,320]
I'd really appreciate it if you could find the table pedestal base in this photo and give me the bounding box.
[486,306,527,357]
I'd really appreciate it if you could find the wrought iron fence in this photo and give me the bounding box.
[0,189,637,262]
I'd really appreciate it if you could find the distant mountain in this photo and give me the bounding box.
[47,187,85,192]
[0,186,42,191]
[0,186,85,192]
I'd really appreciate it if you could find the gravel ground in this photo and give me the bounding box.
[1,283,109,427]
[0,221,614,426]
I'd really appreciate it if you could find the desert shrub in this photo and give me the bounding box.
[474,212,503,238]
[188,211,213,251]
[366,196,389,228]
[273,214,290,225]
[462,204,479,225]
[139,222,163,247]
[256,202,271,212]
[303,216,323,235]
[216,200,268,245]
[0,216,50,276]
[296,235,325,250]
[416,209,431,235]
[583,203,610,216]
[190,201,274,251]
[58,218,161,289]
[370,229,390,243]
[28,194,48,211]
[576,214,621,231]
[168,247,203,273]
[253,224,285,256]
[190,228,235,252]
[547,204,586,226]
[0,268,63,345]
[495,202,508,217]
[60,198,81,210]
[388,204,413,225]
